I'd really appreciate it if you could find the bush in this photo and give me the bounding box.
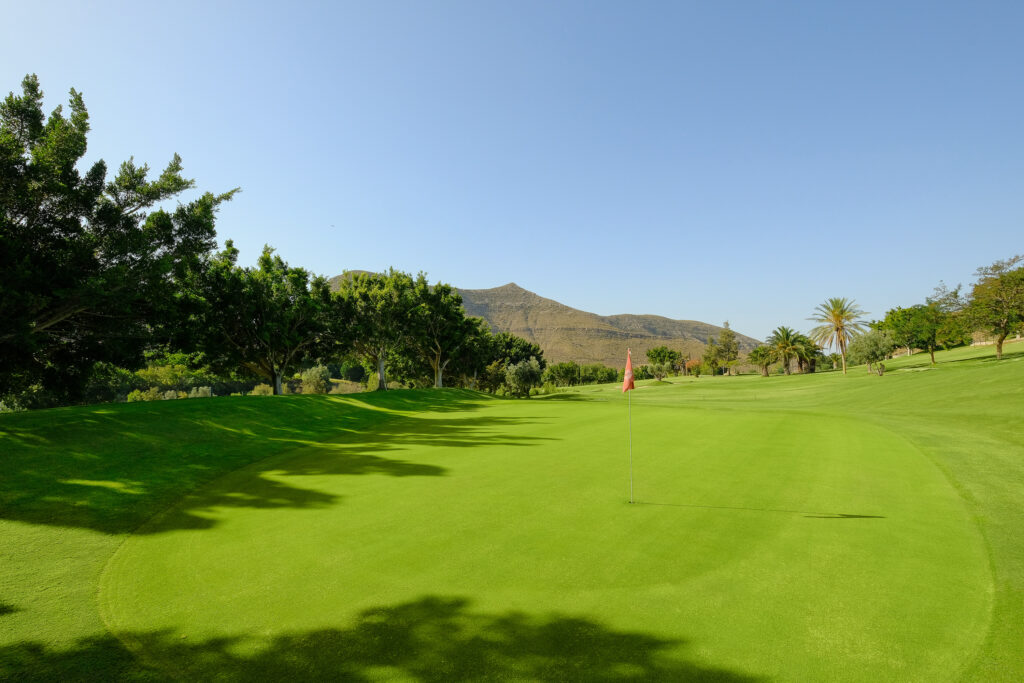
[505,357,543,397]
[127,387,163,402]
[300,365,331,394]
[250,383,274,396]
[188,386,213,398]
[162,390,179,401]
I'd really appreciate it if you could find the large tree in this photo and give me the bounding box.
[194,243,335,395]
[767,326,800,375]
[747,345,776,377]
[488,332,546,370]
[0,74,235,405]
[967,255,1024,360]
[337,269,417,390]
[407,274,478,388]
[808,297,867,374]
[718,322,740,374]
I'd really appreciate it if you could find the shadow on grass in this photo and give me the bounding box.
[2,596,761,682]
[0,390,555,535]
[0,601,17,617]
[635,501,884,519]
[536,393,604,402]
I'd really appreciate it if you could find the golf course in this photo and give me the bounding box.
[2,343,1023,681]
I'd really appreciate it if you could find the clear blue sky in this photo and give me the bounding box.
[4,1,1022,341]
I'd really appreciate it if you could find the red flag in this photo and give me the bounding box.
[622,348,635,392]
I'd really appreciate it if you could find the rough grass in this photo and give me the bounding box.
[2,343,1023,681]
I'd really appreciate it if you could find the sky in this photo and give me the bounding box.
[3,0,1022,341]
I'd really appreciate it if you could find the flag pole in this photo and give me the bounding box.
[628,386,633,504]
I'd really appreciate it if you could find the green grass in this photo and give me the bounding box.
[2,342,1023,681]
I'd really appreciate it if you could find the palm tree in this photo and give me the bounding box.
[808,297,867,374]
[747,345,777,377]
[767,326,800,375]
[793,333,821,373]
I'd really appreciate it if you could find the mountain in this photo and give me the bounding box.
[329,274,759,367]
[458,283,760,368]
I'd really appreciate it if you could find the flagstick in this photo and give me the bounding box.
[628,386,633,504]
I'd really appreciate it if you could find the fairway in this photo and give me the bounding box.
[4,344,1024,680]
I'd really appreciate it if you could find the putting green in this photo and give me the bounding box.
[99,388,991,680]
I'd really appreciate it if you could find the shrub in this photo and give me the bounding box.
[505,357,543,397]
[189,386,213,398]
[127,387,163,402]
[300,365,331,394]
[250,383,274,396]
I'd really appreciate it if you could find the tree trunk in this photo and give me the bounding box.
[929,346,936,364]
[996,333,1007,360]
[841,351,848,375]
[783,356,791,375]
[273,371,283,395]
[376,357,388,391]
[432,352,443,388]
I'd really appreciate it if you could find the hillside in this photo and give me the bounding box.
[458,283,759,367]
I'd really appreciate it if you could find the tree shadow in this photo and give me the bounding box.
[0,390,555,535]
[0,601,17,617]
[537,393,604,402]
[2,596,762,682]
[635,501,884,519]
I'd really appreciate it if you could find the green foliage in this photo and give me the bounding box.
[489,332,546,371]
[645,346,680,366]
[407,275,477,388]
[504,357,543,397]
[300,365,332,394]
[967,255,1024,360]
[718,323,739,372]
[544,361,581,386]
[746,345,776,377]
[249,383,274,396]
[767,326,800,375]
[808,297,867,374]
[847,329,897,371]
[193,243,334,395]
[685,359,702,377]
[648,363,670,381]
[0,74,236,406]
[579,363,617,384]
[336,269,416,391]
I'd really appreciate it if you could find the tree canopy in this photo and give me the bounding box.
[0,74,236,406]
[967,255,1024,360]
[808,297,867,374]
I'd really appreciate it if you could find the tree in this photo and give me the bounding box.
[747,345,776,377]
[337,269,417,390]
[847,329,897,374]
[544,361,581,386]
[703,337,721,375]
[645,346,680,367]
[0,74,236,405]
[793,333,820,373]
[195,243,334,395]
[878,307,917,358]
[767,326,800,375]
[931,282,972,350]
[718,323,740,374]
[408,275,476,388]
[505,357,543,397]
[808,297,867,374]
[489,333,546,370]
[967,255,1024,360]
[650,363,671,381]
[685,359,702,376]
